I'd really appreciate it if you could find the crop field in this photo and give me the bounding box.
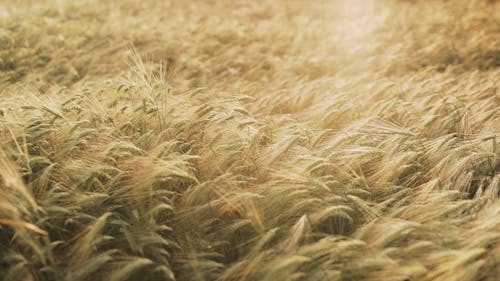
[0,0,499,280]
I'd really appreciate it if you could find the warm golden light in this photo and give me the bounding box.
[0,0,498,280]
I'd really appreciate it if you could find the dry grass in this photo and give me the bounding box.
[0,0,499,280]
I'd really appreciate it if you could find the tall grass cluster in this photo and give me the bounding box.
[0,0,499,280]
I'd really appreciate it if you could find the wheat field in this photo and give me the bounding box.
[0,0,499,280]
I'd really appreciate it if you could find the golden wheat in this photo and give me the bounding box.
[0,0,498,280]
